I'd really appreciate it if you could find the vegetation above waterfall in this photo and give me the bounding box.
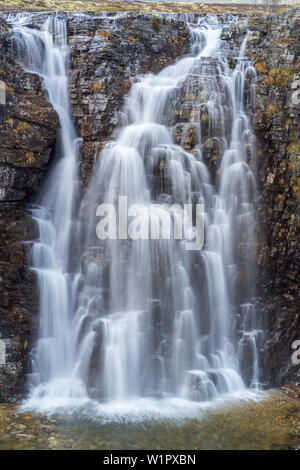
[0,0,296,14]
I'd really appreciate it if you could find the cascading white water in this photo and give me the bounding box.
[10,13,263,416]
[10,15,84,398]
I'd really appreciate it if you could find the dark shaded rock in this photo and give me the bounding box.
[246,9,300,387]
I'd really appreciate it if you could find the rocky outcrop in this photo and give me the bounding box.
[68,13,190,185]
[215,8,300,387]
[247,9,300,387]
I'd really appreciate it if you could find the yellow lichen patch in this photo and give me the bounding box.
[275,37,291,45]
[90,80,103,91]
[265,75,275,86]
[25,152,35,165]
[293,177,300,199]
[255,61,268,74]
[288,160,297,172]
[287,140,300,154]
[15,121,31,133]
[127,36,137,42]
[6,118,13,127]
[265,68,294,87]
[4,83,13,93]
[201,113,209,122]
[97,30,114,39]
[268,104,279,114]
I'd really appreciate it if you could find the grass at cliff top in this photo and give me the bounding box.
[0,0,295,14]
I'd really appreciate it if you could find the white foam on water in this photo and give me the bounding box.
[19,387,267,424]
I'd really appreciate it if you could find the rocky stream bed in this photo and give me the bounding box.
[0,387,299,450]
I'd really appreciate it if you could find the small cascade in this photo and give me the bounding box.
[9,12,262,414]
[10,15,82,398]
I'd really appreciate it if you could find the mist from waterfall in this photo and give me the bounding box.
[10,13,264,419]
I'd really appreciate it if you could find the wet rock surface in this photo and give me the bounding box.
[246,9,300,387]
[68,13,190,185]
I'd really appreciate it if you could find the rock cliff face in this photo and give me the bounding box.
[248,9,300,386]
[0,9,299,400]
[211,9,300,386]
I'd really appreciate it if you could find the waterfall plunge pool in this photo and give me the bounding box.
[0,389,299,450]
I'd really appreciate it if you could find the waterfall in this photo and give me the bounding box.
[11,15,83,398]
[10,13,263,416]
